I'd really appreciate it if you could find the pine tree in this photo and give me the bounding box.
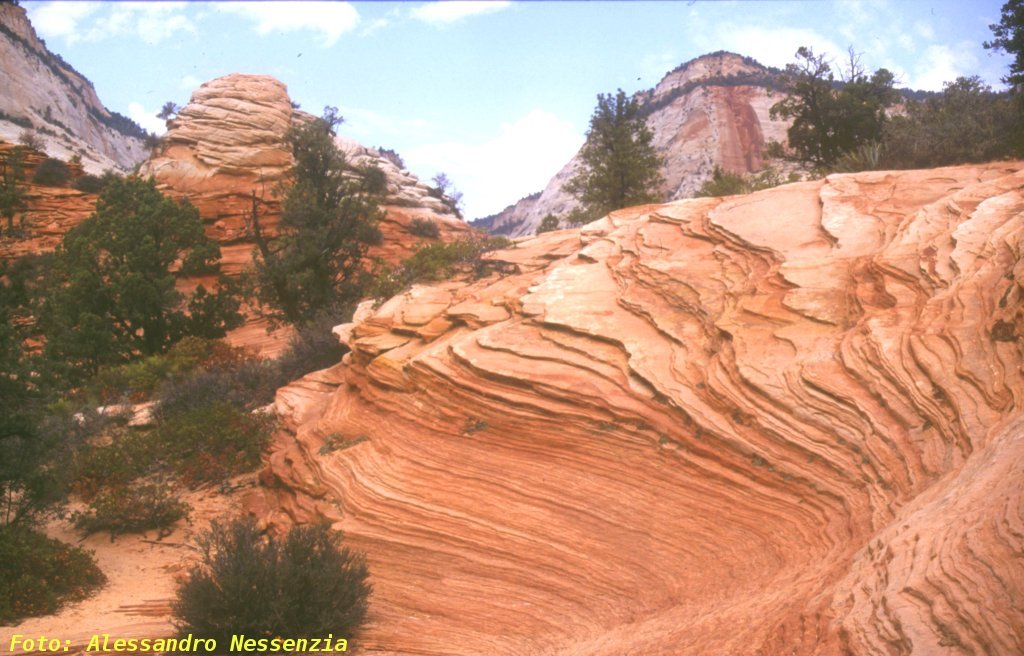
[563,90,662,224]
[986,0,1024,90]
[984,0,1024,154]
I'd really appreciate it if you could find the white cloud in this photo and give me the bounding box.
[404,109,583,219]
[179,75,202,91]
[699,25,846,69]
[411,1,511,25]
[25,2,102,41]
[338,106,434,142]
[27,2,194,44]
[215,1,359,46]
[360,17,391,36]
[909,43,978,91]
[914,21,935,40]
[127,102,167,135]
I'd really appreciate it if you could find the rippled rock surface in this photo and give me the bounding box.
[262,163,1024,655]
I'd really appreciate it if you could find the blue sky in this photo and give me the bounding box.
[22,0,1012,219]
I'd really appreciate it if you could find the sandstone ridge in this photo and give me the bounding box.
[262,162,1024,654]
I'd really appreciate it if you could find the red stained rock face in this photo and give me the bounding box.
[260,162,1024,655]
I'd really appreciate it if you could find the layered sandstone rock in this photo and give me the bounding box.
[0,141,98,261]
[0,4,146,172]
[136,74,473,354]
[140,74,472,278]
[478,52,793,237]
[259,162,1024,654]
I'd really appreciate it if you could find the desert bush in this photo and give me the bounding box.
[70,429,161,500]
[0,525,105,623]
[535,214,560,235]
[17,130,42,151]
[72,170,121,194]
[72,174,104,193]
[93,337,252,404]
[73,482,189,539]
[696,166,749,197]
[408,218,440,239]
[156,401,273,486]
[834,141,886,172]
[696,165,786,197]
[172,518,370,646]
[155,360,280,420]
[274,313,348,383]
[32,157,70,187]
[371,236,512,299]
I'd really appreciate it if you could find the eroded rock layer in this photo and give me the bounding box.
[140,74,472,279]
[262,163,1024,655]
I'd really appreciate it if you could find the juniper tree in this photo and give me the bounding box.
[38,177,240,378]
[250,107,384,325]
[770,47,897,168]
[0,147,27,236]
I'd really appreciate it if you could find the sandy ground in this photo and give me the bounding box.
[2,476,261,655]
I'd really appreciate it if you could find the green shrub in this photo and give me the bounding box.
[156,401,273,486]
[535,214,560,234]
[172,518,370,647]
[155,360,281,420]
[274,314,348,383]
[696,165,786,197]
[881,76,1017,169]
[71,429,161,500]
[73,482,189,539]
[0,525,106,623]
[371,236,513,299]
[32,157,71,187]
[408,218,440,239]
[72,174,104,193]
[72,171,121,194]
[834,141,885,173]
[92,337,249,404]
[696,166,752,197]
